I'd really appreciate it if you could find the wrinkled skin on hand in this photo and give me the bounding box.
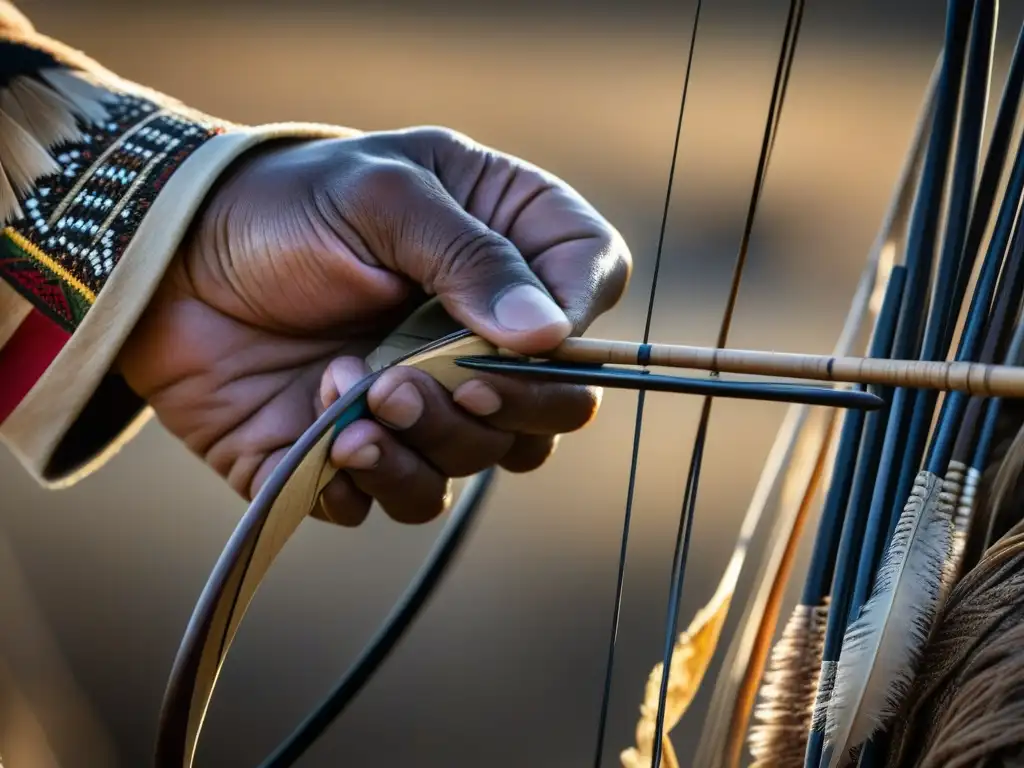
[119,127,631,525]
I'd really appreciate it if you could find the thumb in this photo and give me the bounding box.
[394,183,572,355]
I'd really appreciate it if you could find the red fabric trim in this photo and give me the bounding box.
[0,310,70,426]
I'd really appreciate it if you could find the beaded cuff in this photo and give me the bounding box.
[0,61,224,332]
[0,35,362,488]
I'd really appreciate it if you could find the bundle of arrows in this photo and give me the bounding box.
[145,0,1024,766]
[612,1,1024,766]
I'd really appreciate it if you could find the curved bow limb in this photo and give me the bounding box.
[155,302,497,768]
[156,302,894,768]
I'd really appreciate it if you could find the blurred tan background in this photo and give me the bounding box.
[0,1,1020,766]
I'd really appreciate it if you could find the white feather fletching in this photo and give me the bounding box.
[0,67,115,223]
[822,469,955,768]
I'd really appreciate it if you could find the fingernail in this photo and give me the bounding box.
[323,358,368,409]
[453,379,502,416]
[333,428,382,470]
[344,444,381,470]
[331,364,360,395]
[493,285,571,334]
[376,382,424,430]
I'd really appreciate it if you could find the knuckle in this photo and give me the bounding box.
[388,478,452,525]
[606,231,633,299]
[356,160,423,199]
[318,491,371,528]
[409,125,464,148]
[371,126,483,177]
[437,434,515,478]
[589,229,633,317]
[565,385,603,431]
[430,225,511,289]
[434,455,477,478]
[408,126,481,160]
[502,436,558,473]
[385,446,423,486]
[523,383,601,433]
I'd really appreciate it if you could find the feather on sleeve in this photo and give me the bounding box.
[0,3,360,487]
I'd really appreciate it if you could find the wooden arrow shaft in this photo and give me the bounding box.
[536,338,1024,398]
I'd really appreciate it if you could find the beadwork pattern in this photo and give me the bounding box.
[0,89,224,331]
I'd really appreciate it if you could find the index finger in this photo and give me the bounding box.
[405,127,634,335]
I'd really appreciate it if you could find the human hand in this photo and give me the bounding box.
[118,126,631,525]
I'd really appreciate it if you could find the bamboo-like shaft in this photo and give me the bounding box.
[535,337,1024,397]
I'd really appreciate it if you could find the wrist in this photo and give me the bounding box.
[113,138,313,389]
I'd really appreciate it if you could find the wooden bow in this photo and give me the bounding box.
[154,1,1024,766]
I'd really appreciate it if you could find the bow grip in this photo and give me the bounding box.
[156,300,499,768]
[334,299,499,433]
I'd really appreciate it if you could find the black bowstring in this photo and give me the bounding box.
[240,2,798,765]
[648,3,806,768]
[255,2,801,764]
[590,3,705,767]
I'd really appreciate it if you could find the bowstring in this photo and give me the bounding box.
[590,3,704,766]
[648,2,806,768]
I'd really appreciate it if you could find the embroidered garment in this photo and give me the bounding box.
[0,3,359,487]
